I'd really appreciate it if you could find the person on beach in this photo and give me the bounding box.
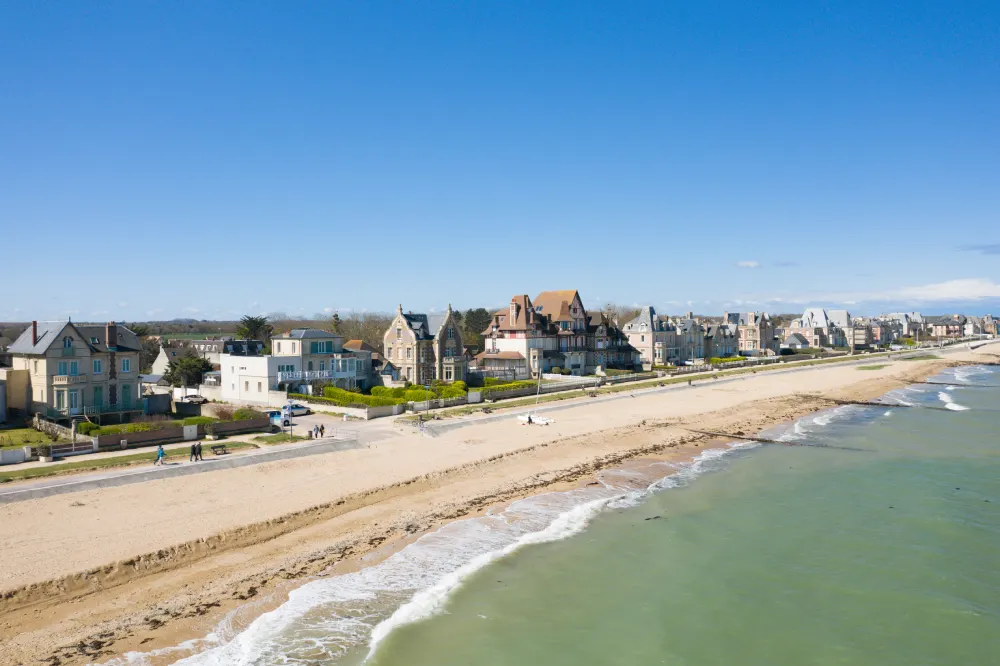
[154,445,166,466]
[189,443,197,462]
[195,441,203,461]
[320,424,325,438]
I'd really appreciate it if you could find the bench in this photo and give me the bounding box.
[210,444,229,456]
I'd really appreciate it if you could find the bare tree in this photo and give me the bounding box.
[337,312,393,351]
[600,303,641,326]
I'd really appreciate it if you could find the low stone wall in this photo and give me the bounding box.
[209,416,271,437]
[95,426,185,452]
[0,447,30,465]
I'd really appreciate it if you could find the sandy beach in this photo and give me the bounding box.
[1,344,997,665]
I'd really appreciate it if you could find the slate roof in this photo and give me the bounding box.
[8,321,141,355]
[783,333,810,347]
[273,328,341,340]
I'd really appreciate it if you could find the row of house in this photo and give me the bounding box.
[3,302,997,419]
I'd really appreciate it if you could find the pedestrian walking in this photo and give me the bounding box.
[319,424,325,437]
[154,444,166,466]
[314,425,320,439]
[195,441,203,461]
[190,443,197,462]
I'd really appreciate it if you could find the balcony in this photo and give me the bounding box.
[53,374,88,385]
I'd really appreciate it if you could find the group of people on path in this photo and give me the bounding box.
[311,424,326,439]
[152,441,204,466]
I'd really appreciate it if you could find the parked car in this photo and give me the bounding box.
[284,403,311,416]
[265,409,291,428]
[182,395,208,404]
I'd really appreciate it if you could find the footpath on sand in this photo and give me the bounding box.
[0,434,364,504]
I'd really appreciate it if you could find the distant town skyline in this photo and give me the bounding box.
[1,3,997,321]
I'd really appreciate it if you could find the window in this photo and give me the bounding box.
[245,381,249,392]
[122,358,131,373]
[63,336,72,348]
[93,386,103,407]
[641,335,645,343]
[69,361,78,376]
[406,348,412,359]
[320,361,326,371]
[308,361,314,371]
[90,337,99,344]
[396,327,402,340]
[277,342,282,353]
[122,384,132,407]
[445,368,453,380]
[93,359,102,374]
[55,391,65,410]
[33,361,38,373]
[387,346,392,359]
[58,361,67,375]
[447,327,455,340]
[258,382,262,392]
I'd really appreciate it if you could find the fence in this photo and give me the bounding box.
[50,440,98,458]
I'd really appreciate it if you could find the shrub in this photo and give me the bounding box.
[233,407,265,421]
[478,380,538,399]
[451,380,468,392]
[549,366,562,374]
[182,416,217,427]
[299,388,406,408]
[212,405,236,421]
[76,422,100,436]
[438,384,467,399]
[709,357,743,365]
[403,388,438,402]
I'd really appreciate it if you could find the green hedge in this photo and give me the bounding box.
[181,416,217,426]
[90,421,170,436]
[709,357,744,364]
[76,422,100,436]
[300,388,406,408]
[477,380,538,399]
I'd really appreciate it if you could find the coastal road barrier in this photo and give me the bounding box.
[0,436,364,505]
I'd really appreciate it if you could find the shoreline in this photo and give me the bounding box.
[1,345,997,665]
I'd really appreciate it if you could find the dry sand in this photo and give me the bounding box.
[0,344,996,665]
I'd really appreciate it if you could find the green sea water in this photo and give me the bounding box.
[166,366,1000,666]
[366,367,1000,666]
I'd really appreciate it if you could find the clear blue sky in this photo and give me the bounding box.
[2,2,998,321]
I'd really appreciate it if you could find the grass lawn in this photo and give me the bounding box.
[0,427,64,448]
[857,364,889,371]
[899,354,941,361]
[0,441,259,484]
[252,433,309,444]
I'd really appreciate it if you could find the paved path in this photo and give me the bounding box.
[0,436,364,505]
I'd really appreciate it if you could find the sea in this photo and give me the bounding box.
[111,364,1000,666]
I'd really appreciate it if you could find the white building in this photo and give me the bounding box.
[218,328,372,406]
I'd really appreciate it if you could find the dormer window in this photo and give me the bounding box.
[90,337,99,344]
[63,337,72,348]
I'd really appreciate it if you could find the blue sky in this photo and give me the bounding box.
[2,2,998,321]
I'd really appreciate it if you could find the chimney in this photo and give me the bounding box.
[106,321,118,349]
[686,311,694,319]
[32,321,37,345]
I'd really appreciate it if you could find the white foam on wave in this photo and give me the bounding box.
[127,446,745,666]
[937,391,970,411]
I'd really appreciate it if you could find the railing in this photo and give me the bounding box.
[82,400,146,416]
[277,369,360,382]
[52,374,88,385]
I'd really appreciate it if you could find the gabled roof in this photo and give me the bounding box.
[532,290,583,322]
[486,295,547,333]
[783,333,810,346]
[623,306,656,332]
[8,321,141,355]
[7,321,72,354]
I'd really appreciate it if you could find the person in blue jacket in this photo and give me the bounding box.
[154,444,166,466]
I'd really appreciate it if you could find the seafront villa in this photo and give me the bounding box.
[2,321,143,423]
